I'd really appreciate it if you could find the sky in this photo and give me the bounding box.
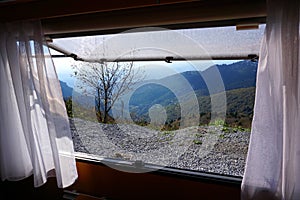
[52,24,264,87]
[53,57,240,88]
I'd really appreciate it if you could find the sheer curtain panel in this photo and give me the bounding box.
[241,0,300,199]
[0,20,78,188]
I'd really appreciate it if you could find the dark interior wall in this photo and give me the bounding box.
[0,0,203,21]
[0,176,63,200]
[0,161,241,200]
[0,0,266,36]
[67,161,241,200]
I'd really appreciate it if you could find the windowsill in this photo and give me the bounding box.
[74,152,242,187]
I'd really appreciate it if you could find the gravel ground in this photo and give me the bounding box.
[69,118,250,177]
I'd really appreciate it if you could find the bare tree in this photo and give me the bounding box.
[73,61,143,123]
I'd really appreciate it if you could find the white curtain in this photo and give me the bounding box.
[0,20,78,188]
[241,0,300,199]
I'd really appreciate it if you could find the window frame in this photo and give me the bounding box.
[49,19,265,184]
[74,152,243,186]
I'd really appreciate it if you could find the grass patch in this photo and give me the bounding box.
[158,131,175,142]
[193,140,202,145]
[195,133,204,138]
[219,134,225,139]
[209,119,225,126]
[221,125,251,133]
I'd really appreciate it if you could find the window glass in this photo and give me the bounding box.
[52,25,264,177]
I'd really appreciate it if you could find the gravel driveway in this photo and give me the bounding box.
[70,118,250,177]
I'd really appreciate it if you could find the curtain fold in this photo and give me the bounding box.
[241,0,300,199]
[0,20,78,188]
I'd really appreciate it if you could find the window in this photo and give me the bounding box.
[50,24,265,177]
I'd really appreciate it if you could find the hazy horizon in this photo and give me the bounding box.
[54,58,241,88]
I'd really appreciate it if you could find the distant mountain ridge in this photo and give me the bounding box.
[60,60,257,99]
[129,60,257,112]
[60,81,73,100]
[215,60,257,90]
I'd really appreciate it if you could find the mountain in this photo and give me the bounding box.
[215,60,257,90]
[60,81,73,100]
[129,60,257,116]
[163,60,257,93]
